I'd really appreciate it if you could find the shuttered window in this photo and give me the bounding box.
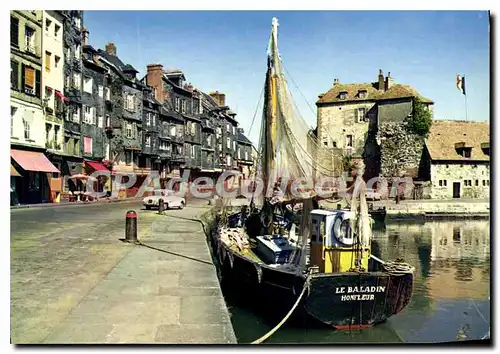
[11,60,18,90]
[35,69,41,98]
[10,16,19,47]
[84,136,92,155]
[45,51,51,71]
[25,66,35,88]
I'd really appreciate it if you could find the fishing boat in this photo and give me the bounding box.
[211,17,415,330]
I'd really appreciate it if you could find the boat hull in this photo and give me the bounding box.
[211,227,413,329]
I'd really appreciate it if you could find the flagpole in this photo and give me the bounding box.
[465,93,468,121]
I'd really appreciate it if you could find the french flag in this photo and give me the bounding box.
[457,75,466,95]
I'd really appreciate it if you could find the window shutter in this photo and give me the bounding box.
[11,60,18,90]
[92,107,96,125]
[21,63,25,92]
[11,17,19,47]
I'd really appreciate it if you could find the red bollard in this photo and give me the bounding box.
[125,210,138,243]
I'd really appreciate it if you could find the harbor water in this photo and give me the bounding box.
[223,219,491,344]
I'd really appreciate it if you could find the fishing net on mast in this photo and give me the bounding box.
[253,27,344,208]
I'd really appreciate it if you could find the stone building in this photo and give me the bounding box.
[145,64,189,182]
[140,86,162,176]
[315,69,433,179]
[207,92,240,174]
[97,42,148,197]
[418,120,490,199]
[10,10,60,205]
[79,30,112,192]
[236,128,254,180]
[59,10,84,185]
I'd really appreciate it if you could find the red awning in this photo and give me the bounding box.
[55,90,69,102]
[11,149,60,173]
[86,160,110,172]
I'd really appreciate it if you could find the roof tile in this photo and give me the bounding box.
[426,120,489,162]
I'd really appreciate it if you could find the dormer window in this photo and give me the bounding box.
[481,142,490,156]
[455,142,472,158]
[339,91,347,100]
[358,90,367,99]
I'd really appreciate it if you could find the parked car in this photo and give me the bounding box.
[143,190,185,210]
[365,188,381,201]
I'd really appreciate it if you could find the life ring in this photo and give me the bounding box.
[332,211,355,246]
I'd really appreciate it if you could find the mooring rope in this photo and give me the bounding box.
[370,254,415,274]
[251,270,312,344]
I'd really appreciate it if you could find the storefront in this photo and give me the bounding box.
[10,164,21,206]
[84,160,111,196]
[10,149,60,205]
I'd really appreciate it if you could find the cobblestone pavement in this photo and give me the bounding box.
[11,199,235,344]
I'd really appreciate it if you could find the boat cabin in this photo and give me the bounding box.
[309,209,371,273]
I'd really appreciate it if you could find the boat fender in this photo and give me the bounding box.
[332,212,355,246]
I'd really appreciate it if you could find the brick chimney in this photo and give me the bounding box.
[82,27,89,46]
[146,63,165,102]
[378,69,385,91]
[385,72,393,91]
[105,42,116,56]
[209,91,226,106]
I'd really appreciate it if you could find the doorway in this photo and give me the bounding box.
[453,182,461,198]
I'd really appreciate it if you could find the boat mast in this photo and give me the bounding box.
[264,17,279,195]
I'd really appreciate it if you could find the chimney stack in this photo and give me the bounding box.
[209,91,226,107]
[378,69,385,91]
[333,78,339,86]
[146,63,165,102]
[82,27,89,46]
[385,72,393,91]
[105,42,117,56]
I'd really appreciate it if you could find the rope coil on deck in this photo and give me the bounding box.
[251,270,312,344]
[370,255,415,274]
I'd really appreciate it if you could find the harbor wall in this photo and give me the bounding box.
[383,200,490,219]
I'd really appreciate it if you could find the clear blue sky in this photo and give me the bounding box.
[83,10,490,145]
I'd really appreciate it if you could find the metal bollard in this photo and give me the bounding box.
[158,199,164,214]
[125,210,138,243]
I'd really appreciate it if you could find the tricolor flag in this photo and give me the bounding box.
[457,75,466,95]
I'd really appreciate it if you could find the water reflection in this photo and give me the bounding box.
[372,219,490,342]
[226,219,491,343]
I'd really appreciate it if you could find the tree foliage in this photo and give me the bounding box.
[407,97,433,137]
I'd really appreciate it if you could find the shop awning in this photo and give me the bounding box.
[10,164,21,177]
[85,160,109,172]
[11,149,60,173]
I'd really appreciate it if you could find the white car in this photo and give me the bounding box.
[143,190,185,210]
[365,188,381,201]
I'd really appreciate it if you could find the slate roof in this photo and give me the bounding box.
[160,106,184,122]
[377,101,413,123]
[317,82,433,105]
[97,49,145,87]
[237,132,252,145]
[425,120,490,162]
